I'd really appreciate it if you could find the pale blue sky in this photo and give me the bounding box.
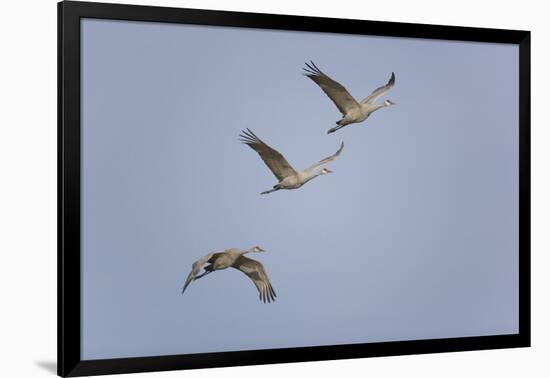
[80,18,519,360]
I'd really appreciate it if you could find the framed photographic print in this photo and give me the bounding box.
[58,1,530,376]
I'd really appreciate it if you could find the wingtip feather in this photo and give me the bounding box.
[304,61,321,76]
[239,129,261,146]
[389,72,396,85]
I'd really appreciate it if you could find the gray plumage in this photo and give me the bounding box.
[304,61,396,134]
[181,246,276,303]
[239,128,343,195]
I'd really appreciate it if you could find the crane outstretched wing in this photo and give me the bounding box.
[305,142,344,172]
[360,72,395,105]
[232,256,276,303]
[240,129,297,181]
[181,252,215,294]
[303,61,360,115]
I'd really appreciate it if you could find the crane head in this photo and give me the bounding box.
[252,246,265,253]
[320,168,333,175]
[384,99,396,107]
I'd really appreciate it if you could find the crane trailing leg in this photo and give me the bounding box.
[260,184,281,195]
[194,265,214,280]
[327,122,346,134]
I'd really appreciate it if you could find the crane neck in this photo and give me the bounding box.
[300,170,322,183]
[369,103,385,113]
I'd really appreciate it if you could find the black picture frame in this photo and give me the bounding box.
[58,1,531,376]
